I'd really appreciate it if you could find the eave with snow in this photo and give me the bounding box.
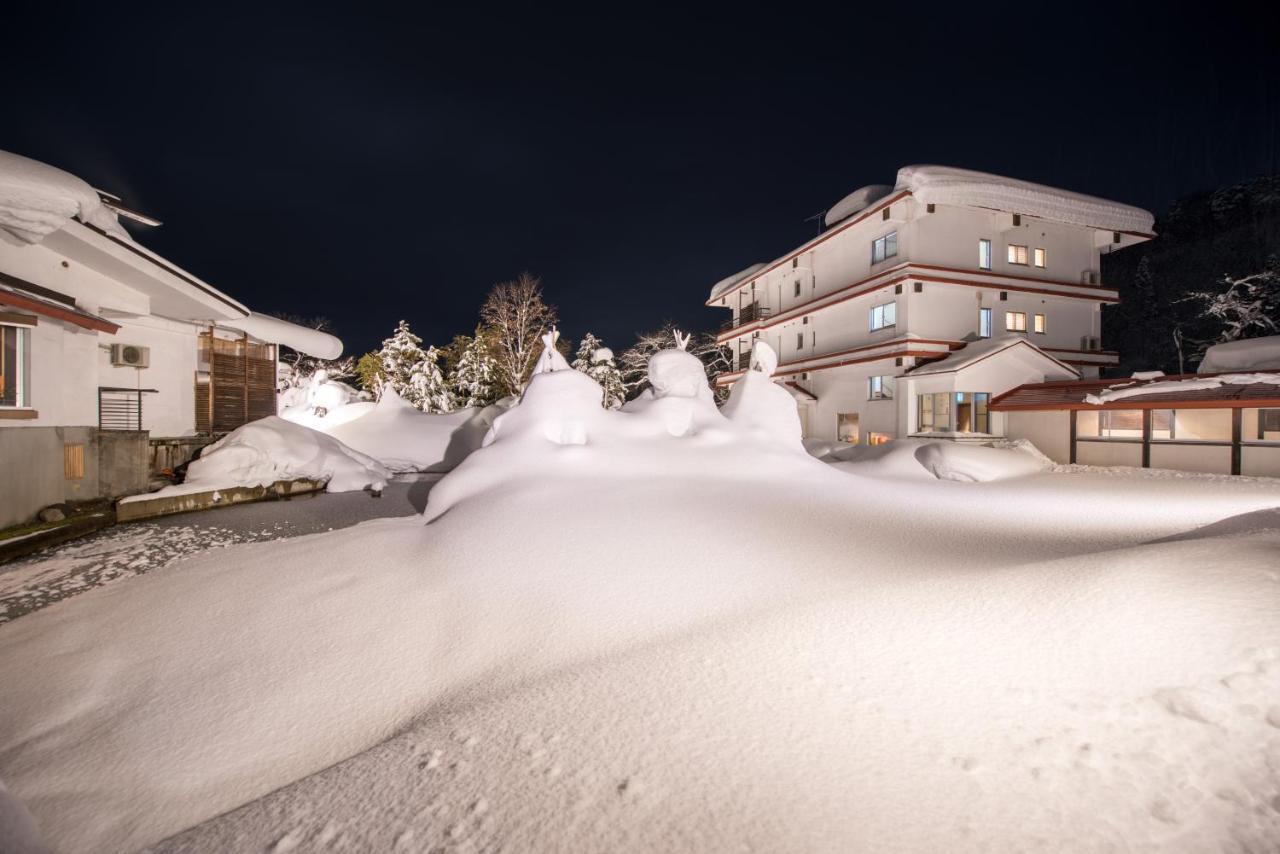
[0,149,341,528]
[703,164,1153,446]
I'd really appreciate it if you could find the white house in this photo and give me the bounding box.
[0,150,340,528]
[707,165,1155,444]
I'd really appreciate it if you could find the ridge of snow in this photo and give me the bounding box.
[895,165,1156,234]
[908,335,1075,377]
[708,261,767,301]
[1083,372,1280,405]
[1198,336,1280,374]
[823,184,893,227]
[0,149,131,244]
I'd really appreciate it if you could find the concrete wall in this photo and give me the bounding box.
[1076,440,1143,467]
[1242,445,1280,477]
[0,426,153,528]
[1148,443,1232,474]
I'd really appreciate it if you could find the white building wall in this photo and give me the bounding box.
[23,319,100,427]
[1242,445,1280,477]
[1004,411,1071,463]
[802,361,901,442]
[98,316,201,437]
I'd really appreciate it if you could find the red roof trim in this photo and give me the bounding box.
[990,373,1280,411]
[0,282,119,334]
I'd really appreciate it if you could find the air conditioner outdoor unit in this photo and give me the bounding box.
[110,343,150,368]
[1079,336,1101,351]
[1080,270,1099,285]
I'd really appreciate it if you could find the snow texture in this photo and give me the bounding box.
[1199,335,1280,373]
[1083,372,1280,404]
[914,440,1050,482]
[908,333,1074,377]
[0,149,130,243]
[719,342,803,450]
[152,416,390,495]
[324,389,494,473]
[4,344,1280,853]
[218,313,343,360]
[707,261,766,301]
[896,164,1156,234]
[823,184,893,227]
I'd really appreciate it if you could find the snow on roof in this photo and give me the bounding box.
[0,149,131,244]
[823,184,893,228]
[1198,336,1280,374]
[907,335,1077,377]
[895,165,1156,235]
[1083,372,1280,405]
[708,261,767,301]
[218,312,343,359]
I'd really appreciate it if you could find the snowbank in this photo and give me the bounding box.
[176,416,388,494]
[896,164,1156,234]
[915,440,1050,482]
[708,261,767,301]
[325,391,489,473]
[0,149,130,243]
[1198,335,1280,373]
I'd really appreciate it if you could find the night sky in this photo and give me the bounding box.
[3,5,1276,358]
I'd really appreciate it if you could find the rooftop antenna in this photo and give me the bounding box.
[804,209,828,235]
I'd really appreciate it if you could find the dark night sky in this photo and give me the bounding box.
[3,4,1276,357]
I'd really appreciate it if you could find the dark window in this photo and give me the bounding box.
[1012,214,1021,226]
[926,203,935,213]
[913,281,923,293]
[882,207,890,221]
[794,280,801,297]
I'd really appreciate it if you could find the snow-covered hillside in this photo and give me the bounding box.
[1,346,1278,853]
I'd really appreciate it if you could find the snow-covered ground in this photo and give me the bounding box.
[1,348,1279,853]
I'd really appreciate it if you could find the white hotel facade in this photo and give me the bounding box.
[707,166,1155,444]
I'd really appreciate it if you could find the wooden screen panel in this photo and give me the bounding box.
[63,443,85,479]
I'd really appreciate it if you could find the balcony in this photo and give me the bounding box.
[737,351,752,370]
[720,303,771,333]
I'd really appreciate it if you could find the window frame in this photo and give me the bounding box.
[871,231,898,265]
[1007,244,1029,266]
[979,307,992,339]
[978,238,992,271]
[868,375,895,401]
[0,322,33,409]
[868,301,897,332]
[1005,311,1027,332]
[1033,247,1047,268]
[1033,313,1046,334]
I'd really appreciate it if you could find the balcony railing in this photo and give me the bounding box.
[720,303,771,332]
[737,351,752,370]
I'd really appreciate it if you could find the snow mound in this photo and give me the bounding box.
[1198,335,1280,373]
[896,165,1155,234]
[183,416,389,493]
[720,342,803,450]
[708,261,767,301]
[1083,372,1280,404]
[323,390,479,473]
[0,149,130,243]
[915,441,1050,482]
[823,184,893,227]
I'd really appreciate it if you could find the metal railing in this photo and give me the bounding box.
[720,303,771,332]
[98,386,157,431]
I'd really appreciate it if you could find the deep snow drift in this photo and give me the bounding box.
[2,347,1279,853]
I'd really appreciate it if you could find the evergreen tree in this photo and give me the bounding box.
[572,332,626,409]
[450,327,501,408]
[374,320,429,403]
[355,351,385,394]
[407,346,455,413]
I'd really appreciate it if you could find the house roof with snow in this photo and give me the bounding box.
[1198,336,1280,374]
[990,372,1280,411]
[707,165,1155,303]
[907,335,1079,379]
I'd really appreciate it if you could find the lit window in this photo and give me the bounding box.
[0,322,32,408]
[1077,410,1143,439]
[1005,311,1027,332]
[979,307,992,338]
[869,432,893,445]
[868,375,895,400]
[1255,409,1280,441]
[916,392,989,433]
[871,231,898,264]
[1007,244,1029,265]
[1150,409,1232,442]
[1033,313,1046,334]
[1034,247,1046,268]
[837,413,860,444]
[869,302,897,331]
[978,239,992,270]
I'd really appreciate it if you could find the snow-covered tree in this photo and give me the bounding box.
[1182,268,1279,346]
[619,324,731,401]
[449,327,501,408]
[372,320,428,403]
[480,272,557,395]
[572,332,626,409]
[407,346,454,413]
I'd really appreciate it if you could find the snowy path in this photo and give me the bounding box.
[0,477,433,624]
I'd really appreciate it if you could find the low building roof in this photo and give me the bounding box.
[991,372,1280,411]
[907,335,1078,379]
[0,273,119,333]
